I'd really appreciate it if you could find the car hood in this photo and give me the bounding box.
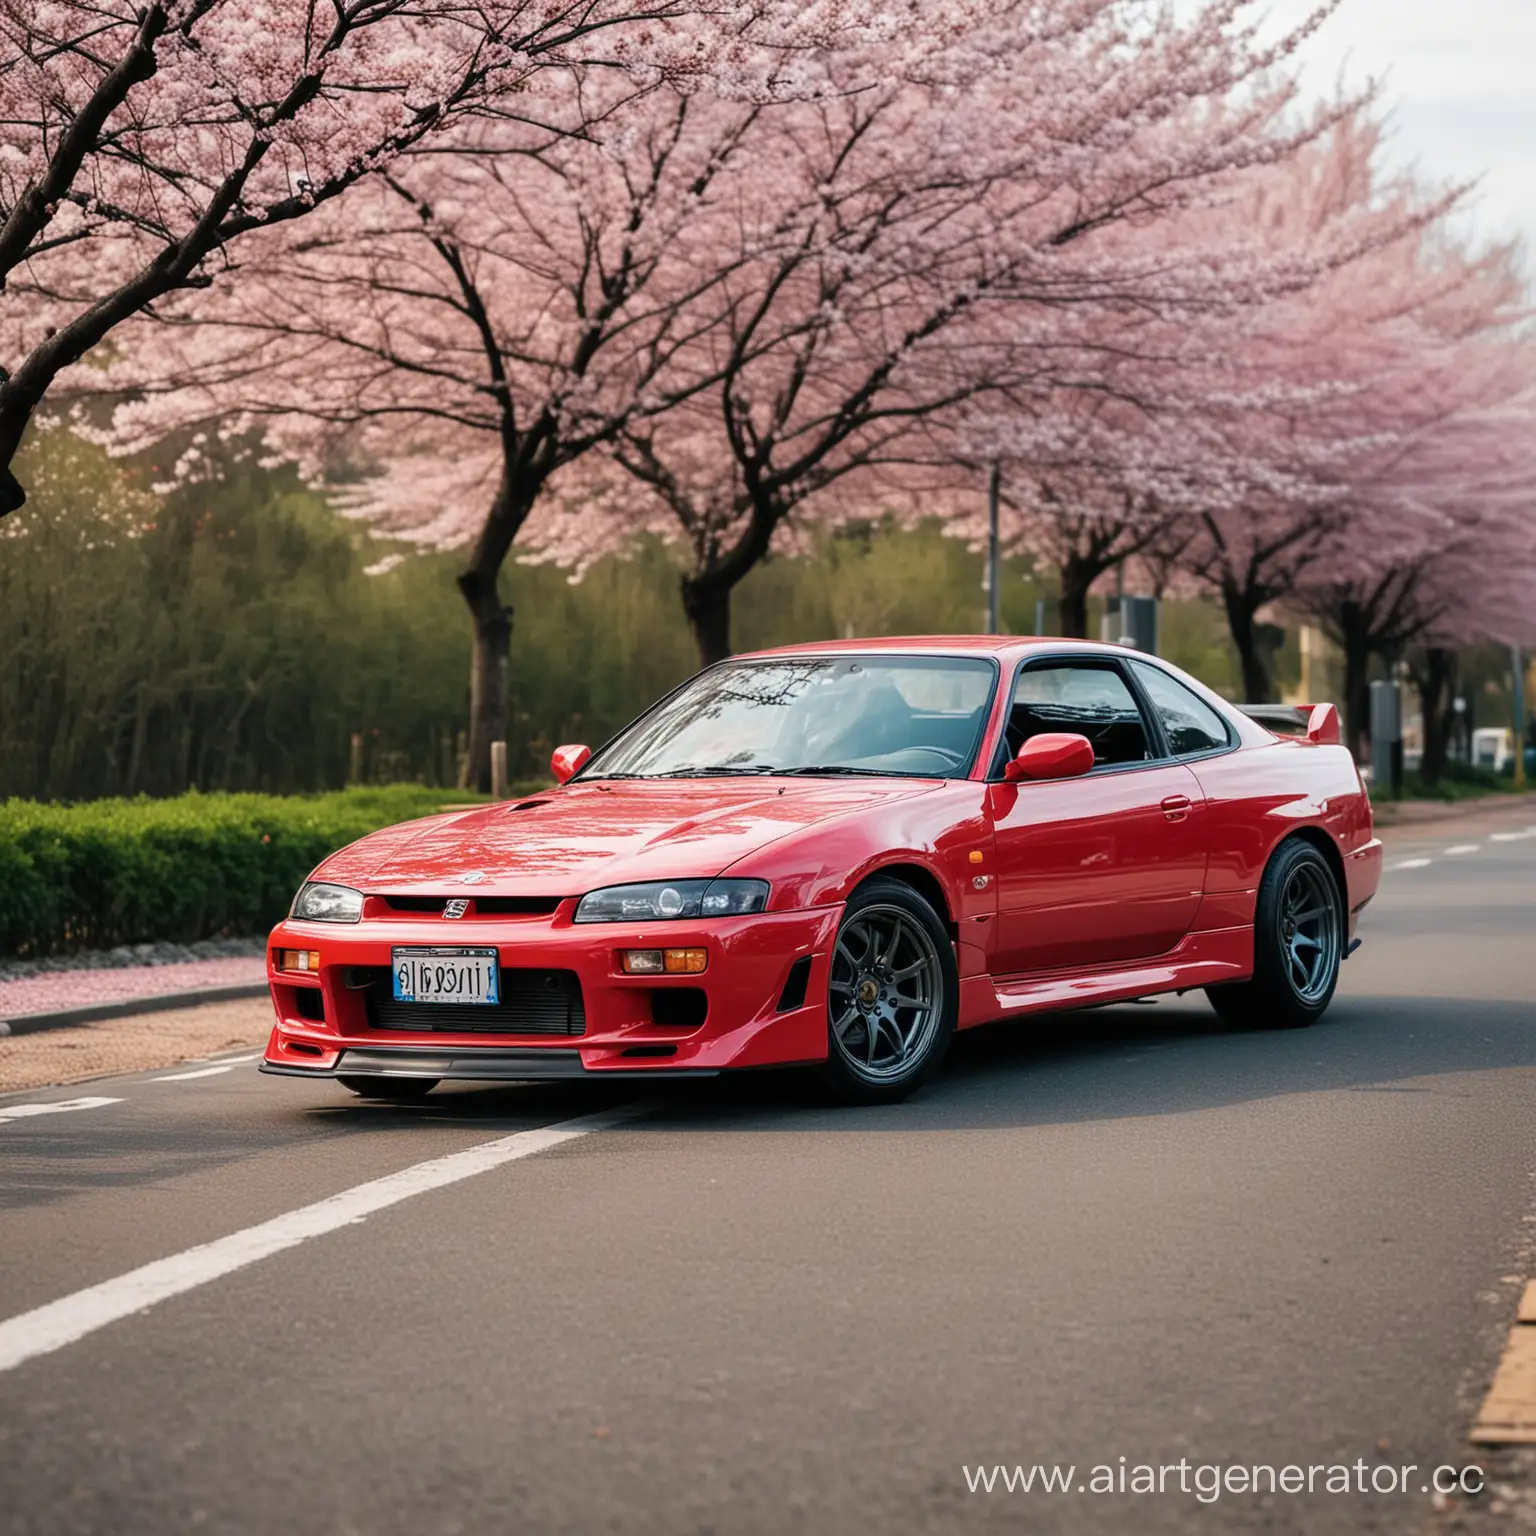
[314,778,937,895]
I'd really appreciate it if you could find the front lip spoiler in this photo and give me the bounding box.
[260,1047,719,1082]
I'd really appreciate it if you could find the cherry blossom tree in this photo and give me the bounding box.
[941,105,1465,662]
[950,380,1273,641]
[1127,111,1505,705]
[523,0,1359,666]
[1291,297,1536,758]
[92,81,779,786]
[0,0,880,519]
[44,3,1021,786]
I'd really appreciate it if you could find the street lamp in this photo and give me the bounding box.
[1514,646,1528,789]
[985,462,1002,636]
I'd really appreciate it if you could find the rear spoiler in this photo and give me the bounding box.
[1237,702,1341,745]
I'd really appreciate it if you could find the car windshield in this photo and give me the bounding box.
[578,655,997,780]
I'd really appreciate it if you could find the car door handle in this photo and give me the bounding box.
[1161,794,1192,822]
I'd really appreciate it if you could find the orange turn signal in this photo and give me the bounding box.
[621,948,708,975]
[281,949,321,973]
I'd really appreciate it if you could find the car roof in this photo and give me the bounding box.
[733,635,1133,663]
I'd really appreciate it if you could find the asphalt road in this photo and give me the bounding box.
[3,803,1536,1535]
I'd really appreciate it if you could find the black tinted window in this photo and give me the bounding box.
[1131,662,1231,756]
[1005,665,1152,768]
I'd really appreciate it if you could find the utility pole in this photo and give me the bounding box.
[985,462,1002,635]
[1514,645,1528,789]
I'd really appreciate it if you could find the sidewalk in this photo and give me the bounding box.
[0,956,267,1033]
[1371,790,1536,829]
[0,997,273,1096]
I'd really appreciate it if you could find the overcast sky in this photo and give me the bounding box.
[1260,0,1536,269]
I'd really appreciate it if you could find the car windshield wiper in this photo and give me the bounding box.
[649,765,778,778]
[768,765,901,778]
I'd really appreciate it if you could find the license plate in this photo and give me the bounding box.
[391,947,500,1005]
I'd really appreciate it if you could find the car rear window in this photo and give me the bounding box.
[1130,661,1232,756]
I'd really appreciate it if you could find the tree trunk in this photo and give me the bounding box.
[1337,599,1371,763]
[0,395,33,517]
[682,577,732,668]
[453,460,546,793]
[1057,555,1094,639]
[0,463,23,518]
[1222,581,1273,703]
[457,566,513,794]
[1418,646,1454,786]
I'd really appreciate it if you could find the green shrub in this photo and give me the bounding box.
[1399,762,1519,803]
[0,785,532,958]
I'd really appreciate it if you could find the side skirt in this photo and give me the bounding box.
[957,926,1254,1029]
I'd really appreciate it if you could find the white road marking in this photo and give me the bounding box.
[1391,858,1433,871]
[0,1097,122,1125]
[1491,830,1536,843]
[153,1065,234,1082]
[0,1104,644,1374]
[1444,844,1480,856]
[212,1052,262,1064]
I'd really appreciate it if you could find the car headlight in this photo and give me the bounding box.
[290,881,364,923]
[574,878,770,923]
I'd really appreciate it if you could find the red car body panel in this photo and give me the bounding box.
[261,638,1382,1082]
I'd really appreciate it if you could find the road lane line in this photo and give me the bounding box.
[1391,858,1433,870]
[0,1097,122,1125]
[1445,844,1480,856]
[1491,831,1536,843]
[212,1052,263,1063]
[0,1103,644,1374]
[153,1066,234,1081]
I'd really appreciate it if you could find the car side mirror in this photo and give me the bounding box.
[1004,732,1095,782]
[550,744,591,784]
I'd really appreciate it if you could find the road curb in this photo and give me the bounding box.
[0,983,270,1038]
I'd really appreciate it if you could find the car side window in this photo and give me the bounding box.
[1130,661,1232,756]
[1003,664,1154,770]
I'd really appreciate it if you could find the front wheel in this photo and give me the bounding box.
[818,878,957,1105]
[1206,839,1342,1030]
[338,1075,439,1102]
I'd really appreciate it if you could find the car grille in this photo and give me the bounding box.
[362,967,586,1036]
[377,895,564,917]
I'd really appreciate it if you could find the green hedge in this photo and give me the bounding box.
[0,786,522,959]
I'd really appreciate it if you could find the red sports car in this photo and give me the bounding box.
[261,638,1381,1104]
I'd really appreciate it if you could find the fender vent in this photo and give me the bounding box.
[777,956,812,1012]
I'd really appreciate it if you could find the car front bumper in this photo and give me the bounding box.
[260,905,841,1081]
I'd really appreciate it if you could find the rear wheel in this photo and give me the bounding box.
[1206,839,1342,1030]
[337,1076,439,1102]
[818,878,957,1105]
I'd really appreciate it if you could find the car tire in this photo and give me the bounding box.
[818,877,958,1105]
[337,1075,439,1102]
[1205,838,1343,1030]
